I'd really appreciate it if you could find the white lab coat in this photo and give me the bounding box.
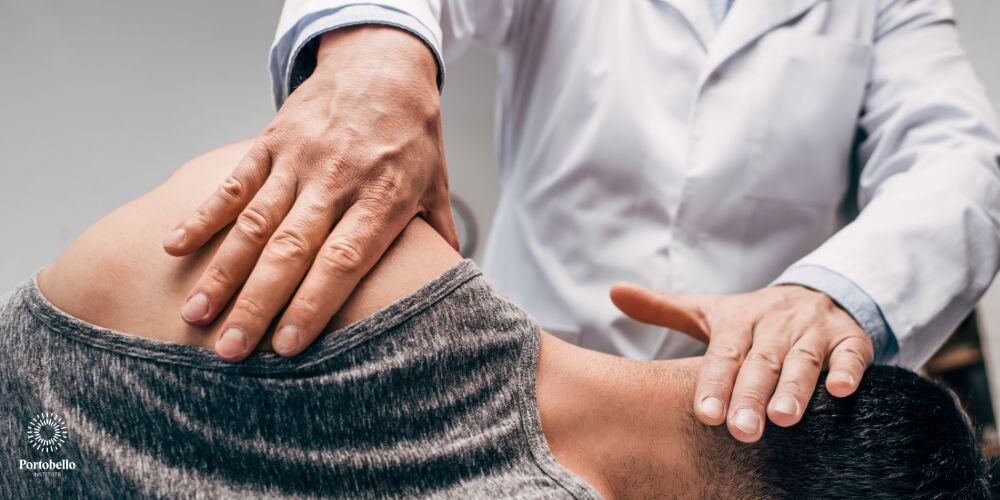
[271,0,1000,368]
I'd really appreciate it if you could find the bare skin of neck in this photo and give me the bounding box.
[37,142,704,498]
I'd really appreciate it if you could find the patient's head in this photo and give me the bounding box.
[693,366,990,499]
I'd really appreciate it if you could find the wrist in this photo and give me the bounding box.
[316,25,438,90]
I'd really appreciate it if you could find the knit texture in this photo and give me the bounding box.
[0,260,600,499]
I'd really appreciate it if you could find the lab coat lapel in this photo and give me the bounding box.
[656,0,718,50]
[700,0,821,85]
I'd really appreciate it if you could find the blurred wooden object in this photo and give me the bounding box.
[977,280,1000,433]
[924,309,998,456]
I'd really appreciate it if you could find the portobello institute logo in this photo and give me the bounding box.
[18,411,77,477]
[27,412,67,453]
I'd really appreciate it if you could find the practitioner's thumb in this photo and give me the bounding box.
[610,283,714,343]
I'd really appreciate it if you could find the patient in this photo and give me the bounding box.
[0,142,989,499]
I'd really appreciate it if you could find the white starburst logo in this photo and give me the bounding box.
[27,412,67,453]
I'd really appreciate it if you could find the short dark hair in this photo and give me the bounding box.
[694,366,990,499]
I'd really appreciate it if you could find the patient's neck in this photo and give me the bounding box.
[38,142,462,352]
[537,336,702,499]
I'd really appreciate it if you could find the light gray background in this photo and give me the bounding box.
[0,0,998,300]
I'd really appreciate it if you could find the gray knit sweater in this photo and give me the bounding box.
[0,260,601,499]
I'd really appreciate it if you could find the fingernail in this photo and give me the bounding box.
[772,395,800,417]
[699,396,725,420]
[273,325,300,356]
[181,293,210,323]
[216,327,247,359]
[733,409,762,435]
[830,371,856,387]
[164,227,186,248]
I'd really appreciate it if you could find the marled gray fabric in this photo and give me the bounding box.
[0,260,601,499]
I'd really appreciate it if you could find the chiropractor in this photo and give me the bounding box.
[163,0,1000,443]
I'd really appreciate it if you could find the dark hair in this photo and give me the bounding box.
[695,366,990,499]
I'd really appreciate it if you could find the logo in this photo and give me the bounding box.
[26,412,67,453]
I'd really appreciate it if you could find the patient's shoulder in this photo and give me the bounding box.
[37,141,256,347]
[36,140,462,350]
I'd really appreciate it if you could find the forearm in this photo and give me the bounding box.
[793,1,1000,368]
[783,171,1000,368]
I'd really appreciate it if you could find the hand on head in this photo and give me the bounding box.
[610,282,874,442]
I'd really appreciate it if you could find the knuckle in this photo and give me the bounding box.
[259,126,287,147]
[746,350,782,374]
[701,379,733,397]
[305,178,341,205]
[187,209,211,231]
[777,379,808,397]
[246,139,276,166]
[284,137,319,163]
[837,317,866,335]
[810,290,833,307]
[734,388,770,409]
[372,142,407,166]
[366,173,407,203]
[763,290,789,309]
[288,294,322,320]
[381,195,414,222]
[711,300,735,318]
[316,157,352,191]
[318,238,365,276]
[787,346,824,369]
[730,312,757,331]
[204,264,234,290]
[706,344,744,364]
[734,301,759,318]
[235,206,274,243]
[837,345,871,367]
[757,311,794,332]
[217,176,245,202]
[301,195,332,217]
[234,296,267,321]
[267,228,313,264]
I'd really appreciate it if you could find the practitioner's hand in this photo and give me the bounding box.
[162,26,457,361]
[610,283,874,443]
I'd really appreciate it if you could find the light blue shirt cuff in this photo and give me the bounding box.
[772,264,899,362]
[269,4,445,109]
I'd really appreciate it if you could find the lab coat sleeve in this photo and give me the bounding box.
[269,1,444,109]
[270,0,519,108]
[774,0,1000,368]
